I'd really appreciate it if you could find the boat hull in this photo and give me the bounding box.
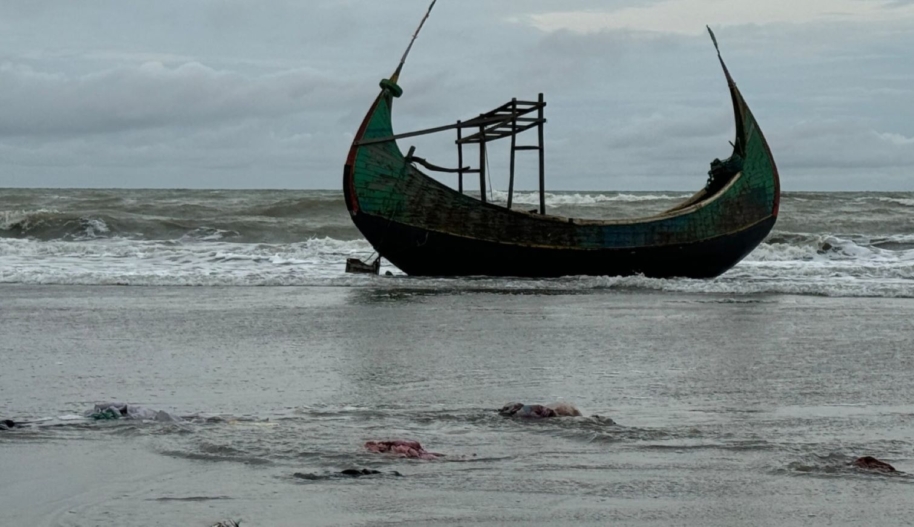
[351,210,776,279]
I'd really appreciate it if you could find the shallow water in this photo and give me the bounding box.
[2,286,913,526]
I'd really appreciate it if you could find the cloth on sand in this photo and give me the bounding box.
[364,440,442,460]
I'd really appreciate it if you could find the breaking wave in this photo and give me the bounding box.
[873,197,914,207]
[1,210,123,241]
[0,207,358,243]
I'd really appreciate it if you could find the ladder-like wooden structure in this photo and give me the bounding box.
[361,94,548,214]
[456,95,547,213]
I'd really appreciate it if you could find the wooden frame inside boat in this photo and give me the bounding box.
[357,94,549,213]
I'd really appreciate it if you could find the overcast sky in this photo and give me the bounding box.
[1,0,912,191]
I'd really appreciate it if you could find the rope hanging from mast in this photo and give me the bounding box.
[391,0,438,83]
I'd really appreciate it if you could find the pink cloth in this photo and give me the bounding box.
[365,440,442,460]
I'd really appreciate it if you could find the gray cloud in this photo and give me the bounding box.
[0,1,912,190]
[0,62,360,137]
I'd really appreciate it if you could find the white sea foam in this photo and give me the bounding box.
[875,197,914,207]
[178,227,241,242]
[76,218,110,240]
[2,234,914,296]
[489,191,692,207]
[0,237,383,287]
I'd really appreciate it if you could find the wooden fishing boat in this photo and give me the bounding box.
[343,6,779,279]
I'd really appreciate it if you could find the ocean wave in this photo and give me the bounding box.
[488,191,693,207]
[239,197,343,218]
[0,209,62,231]
[749,234,914,264]
[872,197,914,207]
[0,208,359,243]
[0,209,118,241]
[178,227,241,242]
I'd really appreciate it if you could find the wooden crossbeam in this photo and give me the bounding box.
[355,98,547,146]
[458,120,545,144]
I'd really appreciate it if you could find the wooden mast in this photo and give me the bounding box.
[390,0,438,83]
[478,118,487,203]
[537,93,546,215]
[508,98,517,209]
[457,122,464,194]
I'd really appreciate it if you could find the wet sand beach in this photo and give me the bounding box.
[2,285,912,526]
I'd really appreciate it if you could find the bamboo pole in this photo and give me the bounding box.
[537,93,546,215]
[457,121,464,194]
[508,98,517,210]
[479,119,487,203]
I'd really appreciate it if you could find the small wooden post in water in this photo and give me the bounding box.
[508,98,517,210]
[537,93,546,215]
[457,121,464,194]
[479,118,487,203]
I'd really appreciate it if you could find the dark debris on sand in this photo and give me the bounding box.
[293,469,404,481]
[853,456,897,473]
[1,420,21,430]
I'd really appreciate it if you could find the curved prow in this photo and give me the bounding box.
[708,26,745,157]
[707,26,781,218]
[344,0,438,215]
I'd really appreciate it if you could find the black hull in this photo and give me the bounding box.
[353,212,776,279]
